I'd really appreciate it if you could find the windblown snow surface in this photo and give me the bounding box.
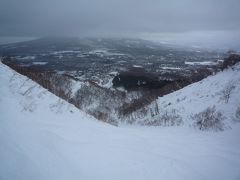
[0,62,240,180]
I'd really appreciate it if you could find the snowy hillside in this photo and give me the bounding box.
[158,64,240,123]
[0,61,240,180]
[134,63,240,128]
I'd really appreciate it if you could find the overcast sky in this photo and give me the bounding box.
[0,0,240,48]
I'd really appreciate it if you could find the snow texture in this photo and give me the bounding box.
[0,62,240,180]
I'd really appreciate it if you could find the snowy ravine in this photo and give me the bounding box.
[0,61,240,180]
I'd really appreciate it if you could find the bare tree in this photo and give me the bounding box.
[219,82,236,103]
[192,106,225,131]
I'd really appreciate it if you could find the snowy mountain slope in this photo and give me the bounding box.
[158,63,240,124]
[134,63,240,127]
[0,62,240,180]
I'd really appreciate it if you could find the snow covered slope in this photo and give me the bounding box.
[134,63,240,128]
[0,62,240,180]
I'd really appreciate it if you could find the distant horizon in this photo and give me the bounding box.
[0,33,239,52]
[1,0,240,50]
[0,37,37,45]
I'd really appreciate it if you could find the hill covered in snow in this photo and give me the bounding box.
[133,62,240,129]
[0,61,240,180]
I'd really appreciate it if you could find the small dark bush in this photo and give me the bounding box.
[235,106,240,121]
[192,106,225,131]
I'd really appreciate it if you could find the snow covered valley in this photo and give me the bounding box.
[1,61,240,180]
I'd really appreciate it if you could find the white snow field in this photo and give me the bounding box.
[0,61,240,180]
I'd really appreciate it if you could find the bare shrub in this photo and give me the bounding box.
[21,85,38,96]
[219,82,236,103]
[49,98,66,114]
[142,109,183,126]
[235,106,240,121]
[21,101,37,112]
[192,106,225,131]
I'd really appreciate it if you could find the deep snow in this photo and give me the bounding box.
[0,62,240,180]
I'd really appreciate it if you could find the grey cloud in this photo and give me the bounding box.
[0,0,240,48]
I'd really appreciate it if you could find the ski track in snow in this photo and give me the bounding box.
[0,62,240,180]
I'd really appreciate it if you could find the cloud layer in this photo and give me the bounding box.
[0,0,240,48]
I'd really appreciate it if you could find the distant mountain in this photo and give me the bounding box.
[0,36,220,56]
